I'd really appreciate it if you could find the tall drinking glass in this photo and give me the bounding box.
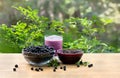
[44,35,63,55]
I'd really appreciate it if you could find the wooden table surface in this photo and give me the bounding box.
[0,53,120,78]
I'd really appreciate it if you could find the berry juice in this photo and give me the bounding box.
[45,35,63,55]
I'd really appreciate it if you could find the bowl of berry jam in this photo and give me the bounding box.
[57,49,83,64]
[22,45,54,66]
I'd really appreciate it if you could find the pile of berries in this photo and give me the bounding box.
[23,45,54,56]
[62,49,82,54]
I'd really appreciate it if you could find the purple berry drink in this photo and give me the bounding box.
[45,35,63,55]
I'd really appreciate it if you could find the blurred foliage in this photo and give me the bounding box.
[0,6,114,53]
[0,0,120,52]
[62,17,114,53]
[0,7,63,53]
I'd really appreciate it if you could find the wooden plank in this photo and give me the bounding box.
[0,53,120,78]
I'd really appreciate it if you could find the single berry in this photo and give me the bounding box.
[31,67,34,70]
[88,64,93,68]
[39,68,41,70]
[41,69,43,71]
[13,68,16,72]
[15,64,18,68]
[60,66,62,69]
[63,66,66,71]
[54,66,57,69]
[53,69,56,72]
[63,68,66,71]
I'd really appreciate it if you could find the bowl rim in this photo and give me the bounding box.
[22,50,54,58]
[22,49,54,54]
[57,49,83,56]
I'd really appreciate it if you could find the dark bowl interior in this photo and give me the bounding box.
[22,50,54,66]
[57,49,83,64]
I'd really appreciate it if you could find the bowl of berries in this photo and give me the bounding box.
[22,45,54,66]
[57,49,83,64]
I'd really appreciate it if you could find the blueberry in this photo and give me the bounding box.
[50,52,54,54]
[53,69,56,72]
[63,66,66,71]
[31,67,34,70]
[35,68,39,71]
[39,68,43,71]
[60,66,62,69]
[88,64,93,68]
[15,64,18,68]
[13,68,16,72]
[63,68,66,71]
[23,45,55,55]
[54,66,57,69]
[44,45,48,48]
[49,47,54,50]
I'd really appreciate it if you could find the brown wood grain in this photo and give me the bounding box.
[0,53,120,78]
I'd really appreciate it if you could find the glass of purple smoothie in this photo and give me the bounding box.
[44,35,63,55]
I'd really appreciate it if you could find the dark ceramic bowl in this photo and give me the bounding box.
[57,49,83,64]
[22,50,54,66]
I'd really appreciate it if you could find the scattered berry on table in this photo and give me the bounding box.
[31,67,34,70]
[60,66,62,69]
[63,66,66,71]
[63,68,66,71]
[15,64,18,68]
[54,66,57,69]
[53,69,56,72]
[88,64,93,68]
[13,68,16,72]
